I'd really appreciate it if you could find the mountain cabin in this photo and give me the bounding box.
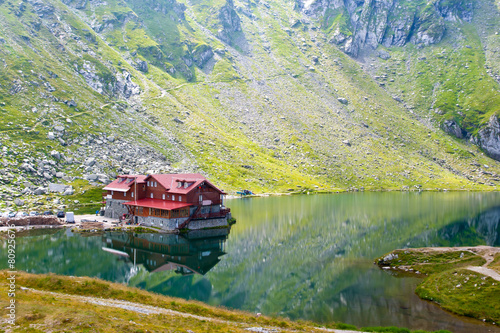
[103,174,230,230]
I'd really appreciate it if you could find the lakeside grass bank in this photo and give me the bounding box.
[0,271,452,333]
[376,246,500,324]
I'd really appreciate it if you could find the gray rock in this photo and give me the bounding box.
[50,150,61,160]
[62,187,74,196]
[135,59,148,73]
[442,119,465,139]
[114,71,140,99]
[48,183,68,193]
[338,97,349,105]
[21,188,32,195]
[34,187,47,195]
[378,50,391,60]
[217,0,242,45]
[173,118,184,124]
[55,172,65,178]
[85,157,96,167]
[20,163,36,173]
[65,100,77,107]
[86,174,99,181]
[474,115,500,161]
[192,44,214,68]
[47,132,55,140]
[14,198,24,206]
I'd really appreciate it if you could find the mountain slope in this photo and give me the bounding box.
[1,0,500,209]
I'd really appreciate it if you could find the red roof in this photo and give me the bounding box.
[123,198,192,210]
[146,173,225,195]
[103,175,147,192]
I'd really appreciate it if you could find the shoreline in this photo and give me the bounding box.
[376,246,500,324]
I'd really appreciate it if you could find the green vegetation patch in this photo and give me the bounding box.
[416,268,500,322]
[376,248,498,323]
[376,249,486,274]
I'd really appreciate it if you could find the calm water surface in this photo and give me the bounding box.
[3,192,500,332]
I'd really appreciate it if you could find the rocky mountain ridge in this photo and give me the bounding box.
[0,0,500,210]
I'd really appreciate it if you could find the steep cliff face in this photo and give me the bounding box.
[217,0,242,45]
[301,0,473,56]
[473,115,500,161]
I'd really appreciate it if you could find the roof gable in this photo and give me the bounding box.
[145,174,224,195]
[103,175,147,192]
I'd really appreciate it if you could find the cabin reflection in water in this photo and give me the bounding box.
[102,228,230,275]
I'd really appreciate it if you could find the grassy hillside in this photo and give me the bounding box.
[0,0,500,210]
[0,270,452,332]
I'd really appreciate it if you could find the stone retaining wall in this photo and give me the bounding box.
[188,217,229,230]
[104,199,128,219]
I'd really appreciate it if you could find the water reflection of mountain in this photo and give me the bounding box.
[410,205,500,247]
[102,228,230,275]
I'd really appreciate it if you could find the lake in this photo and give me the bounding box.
[2,192,500,332]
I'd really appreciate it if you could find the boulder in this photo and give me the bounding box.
[50,150,61,160]
[338,98,349,105]
[62,187,74,196]
[442,119,464,139]
[14,198,24,206]
[84,157,96,167]
[48,183,69,193]
[86,174,99,181]
[474,115,500,161]
[34,187,47,195]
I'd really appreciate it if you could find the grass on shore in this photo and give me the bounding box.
[376,249,500,323]
[0,270,451,333]
[417,268,500,322]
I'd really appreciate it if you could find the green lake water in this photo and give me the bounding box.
[2,192,500,332]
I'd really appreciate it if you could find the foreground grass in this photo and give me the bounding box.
[0,271,450,332]
[376,247,500,323]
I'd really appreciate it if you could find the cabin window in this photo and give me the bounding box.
[172,195,175,201]
[178,196,182,202]
[162,194,165,200]
[155,181,157,187]
[177,181,182,188]
[150,193,153,199]
[123,192,126,197]
[111,191,114,195]
[199,195,203,202]
[147,181,150,186]
[131,192,134,198]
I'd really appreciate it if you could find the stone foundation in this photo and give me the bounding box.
[188,217,229,230]
[104,199,128,219]
[136,214,230,231]
[136,215,189,229]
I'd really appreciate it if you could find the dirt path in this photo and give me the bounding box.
[467,266,500,282]
[23,288,364,333]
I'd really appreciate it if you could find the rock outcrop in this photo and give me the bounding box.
[217,0,242,45]
[474,115,500,161]
[299,0,474,57]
